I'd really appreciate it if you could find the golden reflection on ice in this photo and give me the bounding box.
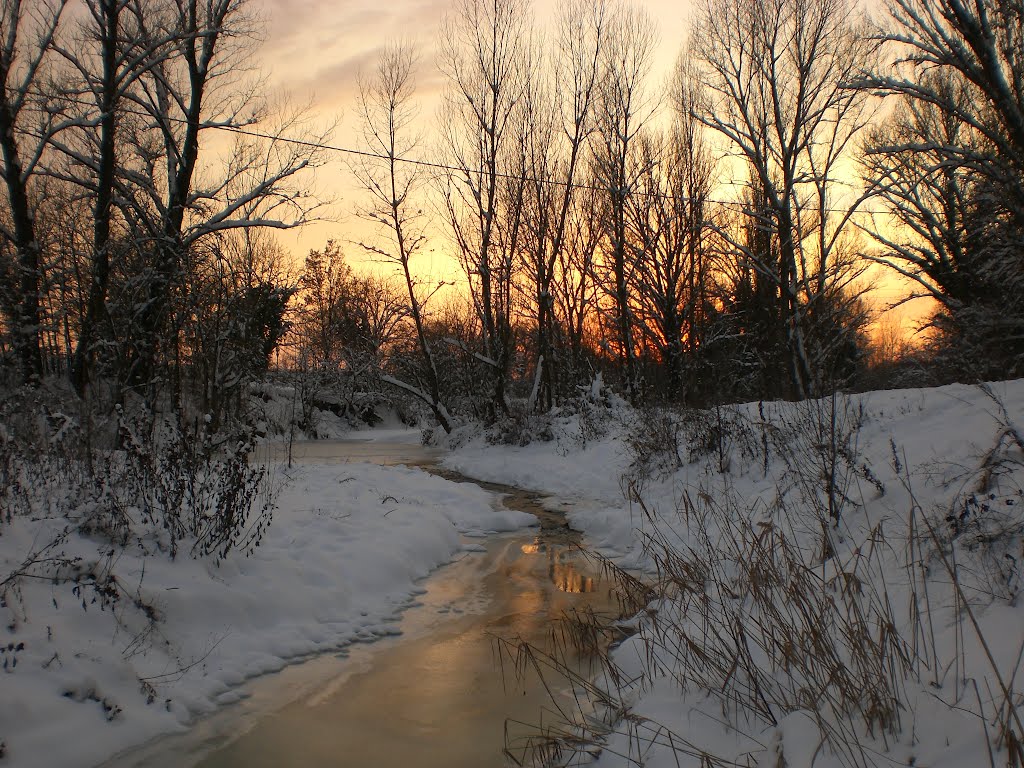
[520,538,596,593]
[131,443,615,768]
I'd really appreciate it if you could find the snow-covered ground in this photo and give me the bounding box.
[443,380,1024,767]
[5,381,1024,768]
[0,431,531,767]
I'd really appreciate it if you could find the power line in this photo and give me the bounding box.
[32,89,900,216]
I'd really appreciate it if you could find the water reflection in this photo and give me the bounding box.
[520,539,596,593]
[257,437,440,468]
[109,442,615,768]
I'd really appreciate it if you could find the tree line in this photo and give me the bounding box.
[0,0,323,427]
[2,0,1023,433]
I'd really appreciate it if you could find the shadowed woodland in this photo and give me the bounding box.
[0,0,1022,434]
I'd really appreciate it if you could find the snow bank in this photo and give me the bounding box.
[0,453,531,767]
[444,380,1024,767]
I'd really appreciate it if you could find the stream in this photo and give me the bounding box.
[105,436,619,767]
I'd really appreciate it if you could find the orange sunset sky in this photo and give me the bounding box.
[252,0,929,341]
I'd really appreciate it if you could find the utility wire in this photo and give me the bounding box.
[31,89,900,216]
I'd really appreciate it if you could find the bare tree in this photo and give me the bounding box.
[0,0,69,382]
[860,73,981,310]
[119,0,325,396]
[65,0,125,395]
[626,63,716,400]
[516,0,609,411]
[591,1,657,401]
[866,0,1024,215]
[438,0,530,419]
[29,176,91,372]
[552,178,602,380]
[351,42,452,431]
[693,0,874,398]
[860,0,1024,377]
[0,0,324,406]
[43,0,179,395]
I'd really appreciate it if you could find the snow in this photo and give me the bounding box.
[441,380,1024,767]
[6,381,1024,768]
[0,431,531,768]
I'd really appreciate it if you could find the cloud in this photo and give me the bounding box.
[261,0,449,57]
[259,0,453,115]
[302,47,385,106]
[262,0,452,99]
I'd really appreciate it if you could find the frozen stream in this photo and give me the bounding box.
[105,436,619,767]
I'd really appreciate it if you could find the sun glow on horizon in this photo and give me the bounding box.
[258,0,933,346]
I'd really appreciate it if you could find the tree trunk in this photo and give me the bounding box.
[0,100,44,383]
[71,0,119,397]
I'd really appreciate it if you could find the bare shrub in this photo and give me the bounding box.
[681,403,764,473]
[116,414,275,561]
[622,403,766,494]
[926,387,1024,603]
[624,407,684,482]
[485,381,618,451]
[631,490,910,765]
[574,389,615,449]
[0,387,275,564]
[501,486,918,768]
[777,394,870,523]
[486,401,557,447]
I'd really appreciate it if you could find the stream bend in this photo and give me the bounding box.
[105,437,619,768]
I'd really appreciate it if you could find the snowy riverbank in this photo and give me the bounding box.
[443,380,1024,767]
[6,380,1024,768]
[0,432,530,767]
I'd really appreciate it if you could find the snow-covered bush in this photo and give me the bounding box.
[480,378,620,450]
[772,394,873,529]
[0,387,275,565]
[622,407,684,483]
[485,401,558,447]
[113,414,274,561]
[0,384,279,760]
